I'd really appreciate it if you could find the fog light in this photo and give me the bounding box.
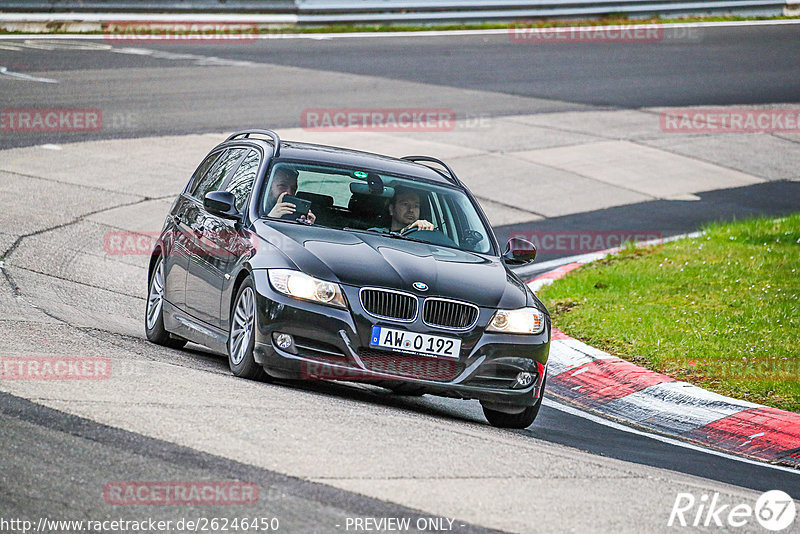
[516,372,534,387]
[275,333,293,350]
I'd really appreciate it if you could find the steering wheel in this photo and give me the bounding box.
[462,230,484,249]
[400,226,421,236]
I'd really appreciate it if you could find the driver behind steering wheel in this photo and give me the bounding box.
[380,185,434,233]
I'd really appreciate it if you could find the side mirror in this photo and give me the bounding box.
[204,191,241,221]
[503,237,537,265]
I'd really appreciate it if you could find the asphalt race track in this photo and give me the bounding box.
[1,24,799,533]
[2,24,800,147]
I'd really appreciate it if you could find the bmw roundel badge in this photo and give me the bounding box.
[413,282,428,292]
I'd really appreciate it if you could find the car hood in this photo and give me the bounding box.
[253,221,530,309]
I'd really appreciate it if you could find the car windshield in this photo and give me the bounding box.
[260,162,494,255]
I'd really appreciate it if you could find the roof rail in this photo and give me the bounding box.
[226,129,281,157]
[401,155,461,187]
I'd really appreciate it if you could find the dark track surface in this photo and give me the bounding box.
[1,24,799,149]
[184,25,800,108]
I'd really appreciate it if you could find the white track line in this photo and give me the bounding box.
[0,65,58,83]
[543,397,800,475]
[0,19,798,40]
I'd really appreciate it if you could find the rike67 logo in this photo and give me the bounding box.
[669,490,796,531]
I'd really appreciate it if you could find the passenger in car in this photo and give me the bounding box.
[265,167,316,224]
[368,186,435,233]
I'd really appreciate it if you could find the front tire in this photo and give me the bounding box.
[228,277,267,381]
[145,255,187,350]
[482,379,546,429]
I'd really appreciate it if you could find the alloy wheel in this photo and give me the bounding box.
[230,286,255,365]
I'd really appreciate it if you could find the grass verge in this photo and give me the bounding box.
[269,15,800,33]
[537,214,800,412]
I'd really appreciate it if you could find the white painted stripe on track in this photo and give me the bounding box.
[542,397,800,475]
[547,338,616,377]
[0,65,58,83]
[0,19,798,40]
[599,381,760,434]
[558,337,617,360]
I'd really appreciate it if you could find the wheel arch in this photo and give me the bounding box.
[147,243,164,282]
[230,264,254,317]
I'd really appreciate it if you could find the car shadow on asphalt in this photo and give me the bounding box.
[495,180,800,263]
[177,342,491,426]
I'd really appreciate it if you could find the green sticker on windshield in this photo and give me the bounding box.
[354,171,368,178]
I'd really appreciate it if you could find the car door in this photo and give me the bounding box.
[163,149,222,312]
[212,149,262,329]
[184,147,248,327]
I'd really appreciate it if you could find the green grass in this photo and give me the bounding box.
[1,14,798,35]
[537,214,800,412]
[269,15,800,33]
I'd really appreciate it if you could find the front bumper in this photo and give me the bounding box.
[251,272,550,407]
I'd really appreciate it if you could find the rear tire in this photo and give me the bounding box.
[228,277,267,381]
[482,379,545,429]
[145,255,187,350]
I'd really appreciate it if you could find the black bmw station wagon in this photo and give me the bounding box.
[146,130,551,428]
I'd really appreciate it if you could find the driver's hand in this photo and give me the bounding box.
[299,209,316,225]
[404,219,435,232]
[267,192,297,218]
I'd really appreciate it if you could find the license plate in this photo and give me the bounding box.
[370,326,461,359]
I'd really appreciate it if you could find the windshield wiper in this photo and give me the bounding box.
[385,231,432,245]
[343,227,423,242]
[343,227,385,235]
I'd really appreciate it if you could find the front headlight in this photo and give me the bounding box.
[487,308,544,335]
[268,269,347,309]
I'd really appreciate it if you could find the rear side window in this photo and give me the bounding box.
[223,150,261,212]
[186,150,221,194]
[190,148,247,200]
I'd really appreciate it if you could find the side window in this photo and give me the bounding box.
[224,150,260,212]
[190,148,247,200]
